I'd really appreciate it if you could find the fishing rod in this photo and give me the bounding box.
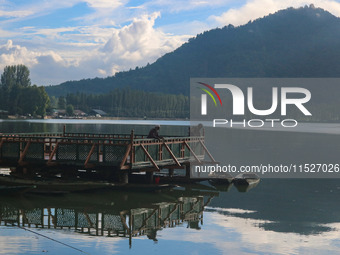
[18,225,91,255]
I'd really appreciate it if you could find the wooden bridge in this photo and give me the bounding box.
[0,130,215,182]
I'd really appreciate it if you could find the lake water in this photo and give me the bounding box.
[1,120,340,255]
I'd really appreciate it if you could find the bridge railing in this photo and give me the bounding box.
[0,131,215,170]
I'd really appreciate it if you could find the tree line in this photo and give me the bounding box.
[60,89,189,118]
[2,64,340,121]
[0,65,50,117]
[0,65,189,118]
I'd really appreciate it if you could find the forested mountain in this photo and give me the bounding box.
[64,89,189,118]
[46,5,340,97]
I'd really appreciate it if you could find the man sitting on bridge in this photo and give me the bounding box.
[147,125,163,140]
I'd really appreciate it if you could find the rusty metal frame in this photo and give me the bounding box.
[184,141,201,163]
[120,145,132,170]
[47,141,59,165]
[84,143,96,168]
[137,207,159,232]
[162,203,180,223]
[162,142,181,167]
[140,144,159,171]
[0,132,212,172]
[18,141,31,165]
[199,140,216,162]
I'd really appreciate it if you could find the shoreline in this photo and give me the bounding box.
[2,116,189,121]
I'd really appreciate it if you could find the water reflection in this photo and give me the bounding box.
[1,180,340,254]
[0,120,189,137]
[2,121,340,254]
[0,189,215,248]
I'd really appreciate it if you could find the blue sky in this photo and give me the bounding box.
[0,0,340,86]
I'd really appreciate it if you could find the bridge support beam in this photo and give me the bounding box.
[145,171,154,184]
[185,164,190,179]
[119,171,129,184]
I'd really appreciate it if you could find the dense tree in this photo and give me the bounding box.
[36,86,50,116]
[58,96,66,110]
[49,96,58,109]
[0,65,49,117]
[0,65,31,112]
[1,65,30,90]
[65,88,189,118]
[66,104,74,116]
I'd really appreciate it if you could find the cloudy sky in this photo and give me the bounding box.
[1,0,340,86]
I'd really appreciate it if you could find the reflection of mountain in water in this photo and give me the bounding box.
[0,190,214,246]
[208,179,340,235]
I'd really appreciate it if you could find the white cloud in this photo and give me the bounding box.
[0,39,86,85]
[160,20,211,36]
[31,54,84,85]
[0,40,38,68]
[210,0,340,27]
[0,28,19,38]
[84,0,125,10]
[99,12,187,75]
[0,9,33,18]
[76,0,130,26]
[1,0,339,86]
[0,0,126,25]
[145,0,234,13]
[0,0,81,24]
[162,211,340,254]
[0,12,187,85]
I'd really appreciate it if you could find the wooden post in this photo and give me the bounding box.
[119,171,129,184]
[145,171,154,184]
[96,213,99,236]
[130,130,134,164]
[185,164,190,179]
[119,211,130,234]
[63,125,66,137]
[129,210,132,248]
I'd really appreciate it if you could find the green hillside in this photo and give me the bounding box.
[46,5,340,97]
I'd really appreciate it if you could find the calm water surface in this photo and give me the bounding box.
[0,120,340,255]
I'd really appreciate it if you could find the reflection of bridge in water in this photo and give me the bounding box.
[0,191,214,246]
